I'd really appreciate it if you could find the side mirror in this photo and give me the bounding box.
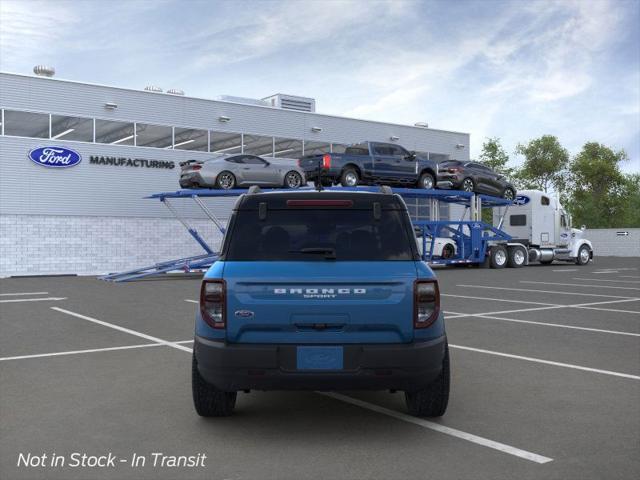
[405,151,416,160]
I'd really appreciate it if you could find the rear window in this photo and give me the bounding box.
[345,143,370,155]
[224,209,416,261]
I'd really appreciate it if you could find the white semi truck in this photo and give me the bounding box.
[415,189,593,268]
[491,189,593,267]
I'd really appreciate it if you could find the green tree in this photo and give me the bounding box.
[479,137,513,177]
[515,135,569,193]
[566,142,637,228]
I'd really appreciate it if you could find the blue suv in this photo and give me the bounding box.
[192,188,449,417]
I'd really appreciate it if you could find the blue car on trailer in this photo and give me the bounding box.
[192,187,449,417]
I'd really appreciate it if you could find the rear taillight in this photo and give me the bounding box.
[192,165,202,171]
[322,154,331,169]
[200,279,226,329]
[448,167,460,173]
[414,280,440,328]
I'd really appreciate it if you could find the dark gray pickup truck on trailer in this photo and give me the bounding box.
[299,141,441,189]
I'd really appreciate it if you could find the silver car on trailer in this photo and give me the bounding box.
[179,154,306,189]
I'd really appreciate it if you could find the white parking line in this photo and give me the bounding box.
[0,291,49,296]
[450,344,640,380]
[51,307,193,353]
[447,313,640,337]
[185,299,198,304]
[442,294,558,307]
[573,278,640,284]
[521,281,640,291]
[320,392,553,464]
[0,340,194,362]
[620,275,640,279]
[0,297,66,303]
[456,284,637,299]
[552,269,578,272]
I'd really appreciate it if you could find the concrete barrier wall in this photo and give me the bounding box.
[586,228,640,257]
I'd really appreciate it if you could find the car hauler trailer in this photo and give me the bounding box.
[100,186,593,282]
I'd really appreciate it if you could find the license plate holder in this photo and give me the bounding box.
[296,346,343,370]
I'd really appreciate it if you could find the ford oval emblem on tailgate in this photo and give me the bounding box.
[28,146,82,168]
[234,310,254,318]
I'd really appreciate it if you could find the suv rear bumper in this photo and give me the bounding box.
[194,335,447,392]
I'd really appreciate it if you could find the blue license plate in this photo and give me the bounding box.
[296,346,343,370]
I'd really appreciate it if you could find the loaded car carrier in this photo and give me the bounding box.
[101,186,593,282]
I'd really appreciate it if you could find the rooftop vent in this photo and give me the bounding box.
[262,94,316,112]
[167,88,185,96]
[414,122,429,128]
[144,85,163,93]
[216,95,270,107]
[33,65,55,77]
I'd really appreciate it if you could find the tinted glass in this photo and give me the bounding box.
[541,196,550,206]
[211,131,243,154]
[95,119,134,145]
[243,156,266,165]
[226,156,244,164]
[388,145,408,157]
[174,127,208,151]
[226,209,414,261]
[4,110,49,138]
[51,115,93,142]
[439,160,462,168]
[273,137,303,158]
[510,215,527,226]
[136,123,172,148]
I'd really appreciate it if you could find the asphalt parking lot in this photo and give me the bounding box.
[1,257,639,480]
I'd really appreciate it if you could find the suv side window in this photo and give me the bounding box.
[388,145,409,157]
[373,145,393,156]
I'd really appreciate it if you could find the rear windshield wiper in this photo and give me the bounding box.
[288,247,337,260]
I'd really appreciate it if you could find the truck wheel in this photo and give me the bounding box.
[507,246,526,268]
[576,245,591,265]
[340,168,359,187]
[490,245,508,268]
[192,354,236,417]
[418,172,435,190]
[405,343,450,417]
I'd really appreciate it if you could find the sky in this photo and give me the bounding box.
[1,0,638,172]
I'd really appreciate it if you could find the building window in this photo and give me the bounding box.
[273,137,303,159]
[95,119,135,145]
[135,123,173,148]
[173,127,208,151]
[3,110,49,138]
[244,134,274,156]
[51,114,94,142]
[303,141,331,156]
[210,131,243,154]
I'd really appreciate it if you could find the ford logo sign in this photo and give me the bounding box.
[514,195,530,206]
[234,310,254,318]
[28,146,82,168]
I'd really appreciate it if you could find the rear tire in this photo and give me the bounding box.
[418,172,435,190]
[507,246,526,268]
[489,245,508,269]
[340,168,360,187]
[442,243,455,259]
[284,171,303,189]
[216,171,236,190]
[461,177,475,192]
[405,343,450,417]
[503,187,515,201]
[192,354,236,417]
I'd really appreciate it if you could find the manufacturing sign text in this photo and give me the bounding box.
[90,156,175,169]
[28,147,82,168]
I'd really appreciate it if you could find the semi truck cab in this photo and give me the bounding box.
[494,190,593,265]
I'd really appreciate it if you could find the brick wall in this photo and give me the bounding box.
[0,215,225,277]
